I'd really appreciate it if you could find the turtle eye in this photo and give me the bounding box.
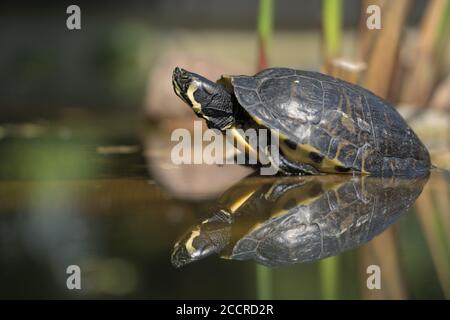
[180,71,190,81]
[183,80,192,91]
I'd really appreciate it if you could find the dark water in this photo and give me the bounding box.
[0,121,448,299]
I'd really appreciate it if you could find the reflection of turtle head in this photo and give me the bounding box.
[172,67,234,130]
[171,212,232,268]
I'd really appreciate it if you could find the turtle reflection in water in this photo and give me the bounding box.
[171,174,428,267]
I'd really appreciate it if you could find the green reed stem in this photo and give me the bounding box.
[319,256,339,299]
[436,0,450,54]
[256,264,273,299]
[322,0,343,60]
[257,0,274,69]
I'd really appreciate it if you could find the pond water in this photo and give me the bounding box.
[0,118,448,299]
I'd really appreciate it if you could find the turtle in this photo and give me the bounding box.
[172,67,431,177]
[171,173,428,267]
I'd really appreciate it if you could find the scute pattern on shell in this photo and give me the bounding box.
[230,68,431,176]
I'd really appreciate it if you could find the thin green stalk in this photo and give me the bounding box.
[322,0,343,60]
[436,0,450,55]
[256,264,273,299]
[319,256,339,299]
[257,0,274,69]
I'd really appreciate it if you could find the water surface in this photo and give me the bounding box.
[0,120,448,299]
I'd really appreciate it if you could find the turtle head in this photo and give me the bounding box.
[171,229,219,268]
[172,67,234,130]
[171,213,231,268]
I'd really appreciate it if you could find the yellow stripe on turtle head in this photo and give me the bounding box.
[185,227,201,255]
[173,79,182,97]
[186,82,203,114]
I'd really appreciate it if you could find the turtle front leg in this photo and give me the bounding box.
[276,155,322,176]
[265,146,321,176]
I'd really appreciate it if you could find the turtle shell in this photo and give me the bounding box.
[226,68,431,176]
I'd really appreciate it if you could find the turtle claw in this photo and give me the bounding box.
[210,210,234,224]
[265,145,320,176]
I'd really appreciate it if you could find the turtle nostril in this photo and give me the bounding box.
[173,67,182,80]
[173,67,190,84]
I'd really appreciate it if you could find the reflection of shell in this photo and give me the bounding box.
[144,122,252,200]
[144,53,247,119]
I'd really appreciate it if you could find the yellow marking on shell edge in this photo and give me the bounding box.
[185,227,201,255]
[278,136,347,173]
[228,189,256,213]
[187,82,202,114]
